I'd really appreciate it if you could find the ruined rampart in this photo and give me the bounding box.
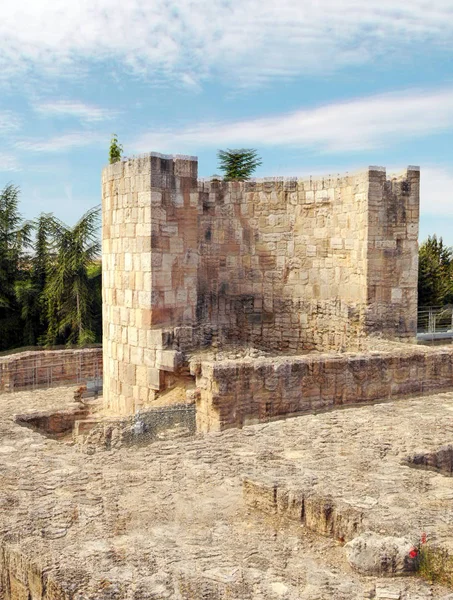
[0,347,102,393]
[192,346,453,432]
[102,154,419,415]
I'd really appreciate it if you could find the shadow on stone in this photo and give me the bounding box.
[402,445,453,476]
[14,404,91,440]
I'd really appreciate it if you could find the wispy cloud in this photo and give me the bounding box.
[15,131,105,152]
[0,153,21,172]
[0,111,21,134]
[420,166,453,217]
[33,100,118,122]
[131,87,453,154]
[0,0,452,86]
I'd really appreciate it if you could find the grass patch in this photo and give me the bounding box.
[419,545,453,586]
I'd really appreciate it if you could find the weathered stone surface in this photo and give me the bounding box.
[2,385,453,599]
[403,445,453,476]
[345,532,417,575]
[193,343,453,431]
[156,349,183,372]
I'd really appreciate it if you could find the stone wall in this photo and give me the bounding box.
[366,168,420,338]
[192,346,453,432]
[197,166,419,350]
[0,348,102,393]
[101,154,420,415]
[197,172,370,352]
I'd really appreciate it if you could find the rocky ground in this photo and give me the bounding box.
[2,386,453,598]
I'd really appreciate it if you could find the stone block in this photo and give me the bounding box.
[156,350,183,372]
[148,367,164,391]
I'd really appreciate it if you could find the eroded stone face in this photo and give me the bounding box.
[403,445,453,476]
[14,404,90,438]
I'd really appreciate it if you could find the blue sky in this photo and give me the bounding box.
[1,0,453,244]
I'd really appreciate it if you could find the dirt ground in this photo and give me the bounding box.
[1,385,453,598]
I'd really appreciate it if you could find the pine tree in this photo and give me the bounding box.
[418,235,453,307]
[15,214,54,346]
[217,149,262,181]
[0,184,33,350]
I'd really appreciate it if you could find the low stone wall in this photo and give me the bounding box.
[243,477,364,542]
[193,346,453,432]
[0,348,103,392]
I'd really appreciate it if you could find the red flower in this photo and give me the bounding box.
[409,548,418,559]
[421,533,427,545]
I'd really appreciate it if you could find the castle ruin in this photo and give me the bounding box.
[102,153,420,423]
[6,155,453,599]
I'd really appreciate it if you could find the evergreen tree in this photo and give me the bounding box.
[0,182,102,351]
[87,260,102,343]
[418,235,453,307]
[14,214,54,346]
[217,149,262,181]
[0,184,33,350]
[109,134,123,164]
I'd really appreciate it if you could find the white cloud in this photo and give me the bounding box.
[131,87,453,154]
[33,100,118,122]
[15,131,105,152]
[0,153,21,172]
[420,166,453,217]
[0,111,21,134]
[0,0,452,86]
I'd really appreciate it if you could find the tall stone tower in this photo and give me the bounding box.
[102,154,199,414]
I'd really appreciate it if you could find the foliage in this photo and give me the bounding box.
[43,206,101,346]
[0,184,33,349]
[0,183,102,351]
[418,235,453,307]
[87,260,102,343]
[418,544,453,586]
[16,213,54,345]
[217,148,262,181]
[109,133,123,164]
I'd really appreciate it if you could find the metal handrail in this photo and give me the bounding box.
[417,305,453,334]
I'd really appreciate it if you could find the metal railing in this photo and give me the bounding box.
[0,355,103,393]
[418,306,453,333]
[417,305,453,342]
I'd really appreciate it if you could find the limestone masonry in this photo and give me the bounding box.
[102,153,420,416]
